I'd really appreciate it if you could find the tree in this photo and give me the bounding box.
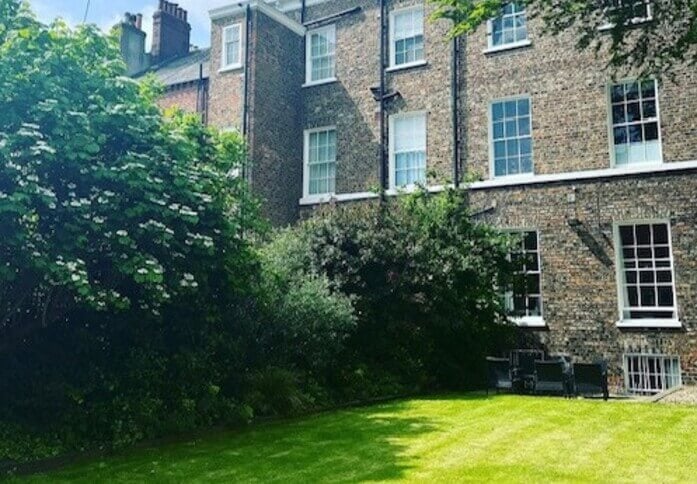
[0,0,259,349]
[430,0,697,76]
[271,190,516,390]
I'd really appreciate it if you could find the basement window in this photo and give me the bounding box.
[389,5,424,68]
[389,112,427,189]
[609,79,662,166]
[615,221,679,327]
[306,24,336,85]
[624,354,681,395]
[304,127,337,196]
[221,24,243,70]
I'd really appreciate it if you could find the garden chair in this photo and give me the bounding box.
[573,362,609,400]
[534,360,568,396]
[511,350,541,392]
[486,357,513,394]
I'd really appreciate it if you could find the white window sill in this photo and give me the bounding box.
[612,161,663,170]
[616,319,682,329]
[489,173,536,183]
[302,78,338,88]
[598,17,652,31]
[299,191,379,206]
[218,64,244,74]
[470,159,697,190]
[385,185,445,196]
[511,317,546,328]
[386,60,428,73]
[484,39,532,54]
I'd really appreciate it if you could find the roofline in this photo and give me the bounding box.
[209,1,307,36]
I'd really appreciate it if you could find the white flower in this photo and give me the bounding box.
[116,230,128,237]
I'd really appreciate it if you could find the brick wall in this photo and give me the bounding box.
[247,10,304,226]
[303,0,456,195]
[462,13,697,180]
[209,13,246,130]
[470,172,697,387]
[158,83,203,114]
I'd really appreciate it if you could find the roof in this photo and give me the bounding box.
[137,48,210,88]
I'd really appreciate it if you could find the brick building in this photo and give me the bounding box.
[127,0,697,393]
[119,1,209,121]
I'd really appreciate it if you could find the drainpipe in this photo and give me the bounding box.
[451,32,460,188]
[378,0,387,197]
[242,4,252,138]
[240,3,252,188]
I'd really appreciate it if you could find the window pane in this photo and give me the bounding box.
[505,230,542,320]
[610,79,662,166]
[491,3,527,47]
[306,128,337,195]
[491,99,532,177]
[618,223,675,319]
[392,113,426,187]
[392,8,424,66]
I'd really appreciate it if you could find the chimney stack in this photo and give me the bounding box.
[152,0,191,64]
[119,11,148,76]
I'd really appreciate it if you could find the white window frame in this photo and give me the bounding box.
[613,219,680,328]
[624,353,681,395]
[388,5,426,70]
[489,95,534,180]
[389,111,427,191]
[485,3,531,53]
[505,229,545,327]
[221,23,243,71]
[607,78,663,168]
[305,24,337,86]
[303,126,337,199]
[599,1,653,30]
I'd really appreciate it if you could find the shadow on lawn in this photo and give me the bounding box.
[36,399,443,483]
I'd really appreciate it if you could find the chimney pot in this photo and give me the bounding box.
[135,13,143,30]
[159,0,165,11]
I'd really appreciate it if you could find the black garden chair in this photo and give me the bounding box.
[534,359,569,397]
[573,362,609,400]
[511,350,542,392]
[486,357,513,394]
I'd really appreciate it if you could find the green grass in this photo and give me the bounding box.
[16,394,697,483]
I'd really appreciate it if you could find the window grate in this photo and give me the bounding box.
[624,354,681,395]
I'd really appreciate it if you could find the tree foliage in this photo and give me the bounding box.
[0,0,258,349]
[272,190,516,391]
[430,0,697,76]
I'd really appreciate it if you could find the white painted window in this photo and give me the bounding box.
[222,24,243,69]
[505,230,543,324]
[491,97,533,178]
[389,6,424,67]
[304,127,337,196]
[390,112,426,188]
[606,0,653,22]
[624,354,681,395]
[610,79,661,166]
[488,3,528,48]
[615,222,677,325]
[306,24,336,84]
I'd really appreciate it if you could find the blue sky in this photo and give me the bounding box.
[28,0,231,48]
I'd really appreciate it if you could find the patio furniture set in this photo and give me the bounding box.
[486,350,609,400]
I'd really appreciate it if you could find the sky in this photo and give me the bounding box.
[28,0,234,49]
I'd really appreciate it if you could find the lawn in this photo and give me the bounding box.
[16,394,697,483]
